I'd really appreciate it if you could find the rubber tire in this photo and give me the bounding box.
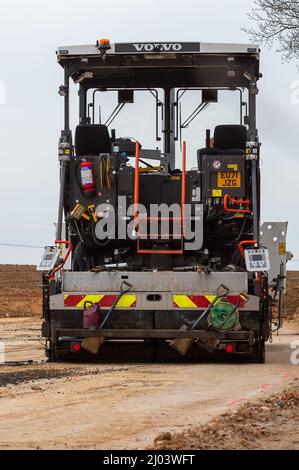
[251,339,266,364]
[47,342,62,363]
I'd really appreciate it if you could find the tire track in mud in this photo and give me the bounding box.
[0,362,148,388]
[0,367,76,387]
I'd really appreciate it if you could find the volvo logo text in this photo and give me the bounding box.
[132,43,183,52]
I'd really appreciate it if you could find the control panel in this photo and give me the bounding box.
[244,248,270,272]
[37,246,61,272]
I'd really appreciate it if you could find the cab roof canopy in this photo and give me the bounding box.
[57,41,260,89]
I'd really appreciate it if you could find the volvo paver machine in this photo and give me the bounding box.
[39,40,289,362]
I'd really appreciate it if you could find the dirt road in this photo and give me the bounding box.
[0,266,298,450]
[0,316,298,449]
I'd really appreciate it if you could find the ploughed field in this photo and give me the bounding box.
[0,265,42,318]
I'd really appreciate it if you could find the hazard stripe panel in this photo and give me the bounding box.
[64,295,85,307]
[173,295,246,309]
[63,294,137,309]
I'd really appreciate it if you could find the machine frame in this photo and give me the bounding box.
[40,40,286,363]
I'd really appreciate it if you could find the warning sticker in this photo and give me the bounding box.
[279,243,286,256]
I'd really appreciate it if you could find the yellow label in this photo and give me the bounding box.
[171,176,181,181]
[246,148,251,154]
[213,189,223,197]
[279,243,286,256]
[64,149,70,155]
[228,164,238,171]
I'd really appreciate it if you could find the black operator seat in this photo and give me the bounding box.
[75,124,111,156]
[197,125,247,169]
[214,125,247,154]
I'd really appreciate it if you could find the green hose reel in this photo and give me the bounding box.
[208,301,240,331]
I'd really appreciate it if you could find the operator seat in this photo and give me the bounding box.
[198,124,247,169]
[75,124,111,156]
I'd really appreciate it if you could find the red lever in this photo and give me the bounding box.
[224,194,251,214]
[50,240,73,280]
[238,240,257,258]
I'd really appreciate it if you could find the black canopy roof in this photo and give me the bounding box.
[57,41,260,89]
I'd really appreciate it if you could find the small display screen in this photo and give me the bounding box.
[250,254,264,262]
[44,254,54,261]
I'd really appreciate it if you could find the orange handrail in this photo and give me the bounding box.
[181,141,186,236]
[238,240,257,258]
[136,249,183,255]
[50,240,73,280]
[224,194,251,214]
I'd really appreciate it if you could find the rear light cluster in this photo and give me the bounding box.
[71,342,81,352]
[225,344,235,354]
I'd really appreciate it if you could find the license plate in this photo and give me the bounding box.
[218,171,241,188]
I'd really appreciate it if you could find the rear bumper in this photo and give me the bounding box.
[51,270,259,312]
[53,327,255,344]
[51,292,259,312]
[49,327,256,360]
[45,306,262,333]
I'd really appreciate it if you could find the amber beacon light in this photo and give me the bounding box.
[96,38,111,50]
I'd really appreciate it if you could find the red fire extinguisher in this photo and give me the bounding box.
[80,161,96,197]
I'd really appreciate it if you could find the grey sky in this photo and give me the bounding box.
[0,0,298,269]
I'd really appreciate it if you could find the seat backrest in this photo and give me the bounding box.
[214,125,247,151]
[75,124,111,156]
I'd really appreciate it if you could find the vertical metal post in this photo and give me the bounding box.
[57,165,66,240]
[278,262,285,330]
[251,160,259,242]
[248,83,257,142]
[248,83,260,243]
[64,69,70,135]
[42,273,50,322]
[79,84,87,123]
[238,88,243,125]
[164,88,176,171]
[57,68,71,241]
[205,129,211,148]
